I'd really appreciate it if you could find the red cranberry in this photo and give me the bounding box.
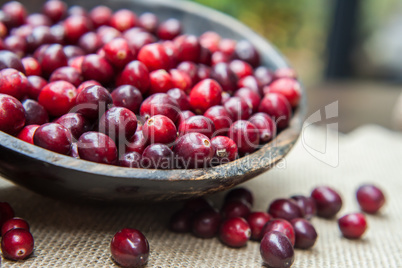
[260,231,294,268]
[0,21,6,38]
[1,218,29,236]
[140,93,180,123]
[0,202,15,228]
[178,115,215,139]
[311,186,343,218]
[38,81,77,117]
[224,97,252,121]
[17,125,39,144]
[228,120,260,155]
[224,187,254,206]
[199,31,221,53]
[268,199,303,222]
[126,130,148,155]
[238,75,261,96]
[63,15,92,44]
[143,115,177,145]
[177,61,198,85]
[198,44,212,65]
[111,85,143,114]
[0,50,25,73]
[174,35,201,63]
[157,18,182,40]
[22,99,49,125]
[81,54,114,85]
[177,110,195,127]
[4,35,27,56]
[138,12,159,33]
[211,136,238,163]
[148,69,173,94]
[68,5,87,16]
[22,57,41,76]
[26,13,51,26]
[189,79,222,114]
[26,75,47,100]
[89,6,112,28]
[221,200,251,219]
[356,184,386,214]
[42,0,67,22]
[103,38,136,69]
[75,84,113,120]
[169,69,192,92]
[203,105,232,136]
[110,228,149,268]
[137,43,170,71]
[338,213,367,239]
[254,66,274,87]
[290,195,317,220]
[33,123,72,155]
[221,91,230,104]
[49,66,83,87]
[116,60,150,94]
[290,218,318,249]
[76,80,100,94]
[110,9,137,32]
[183,197,213,212]
[97,25,121,45]
[78,32,102,54]
[0,68,29,100]
[261,218,295,246]
[55,113,91,140]
[211,51,231,66]
[26,26,57,53]
[266,78,301,108]
[273,68,297,80]
[1,228,34,261]
[169,208,193,233]
[124,30,157,52]
[77,131,117,165]
[36,44,68,78]
[211,63,238,94]
[219,217,251,247]
[174,132,214,169]
[219,38,236,57]
[98,107,138,141]
[191,208,221,238]
[167,88,190,111]
[235,87,261,113]
[246,212,272,241]
[119,151,141,168]
[249,113,276,143]
[68,55,84,72]
[0,94,25,135]
[2,1,27,28]
[259,93,292,130]
[235,40,260,67]
[141,143,174,169]
[229,60,253,79]
[197,64,211,81]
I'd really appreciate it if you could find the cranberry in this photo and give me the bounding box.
[259,93,292,130]
[4,35,27,56]
[219,38,236,57]
[89,6,112,28]
[178,115,215,139]
[98,107,138,141]
[266,78,301,108]
[203,105,233,136]
[103,38,136,69]
[248,113,276,143]
[290,195,317,220]
[338,213,367,239]
[26,13,51,27]
[55,113,91,140]
[229,60,253,79]
[70,142,80,158]
[22,99,49,125]
[37,44,68,78]
[63,15,92,44]
[124,30,157,51]
[0,68,29,100]
[116,60,150,94]
[221,91,230,104]
[68,55,84,71]
[224,187,254,206]
[183,197,213,212]
[199,31,221,53]
[26,75,47,100]
[191,208,221,238]
[174,35,201,63]
[141,143,174,169]
[2,1,27,28]
[0,202,15,228]
[33,123,72,155]
[268,199,303,222]
[76,80,101,94]
[189,79,222,114]
[235,87,261,114]
[68,5,87,16]
[17,125,39,144]
[126,130,148,155]
[64,45,85,59]
[1,218,29,236]
[81,54,114,85]
[246,212,272,241]
[148,69,173,94]
[143,115,177,145]
[110,228,149,268]
[228,120,260,155]
[77,131,117,165]
[97,25,122,45]
[137,43,170,71]
[311,186,343,218]
[211,136,238,163]
[221,200,251,219]
[169,208,193,233]
[78,32,102,54]
[0,50,25,73]
[169,69,192,92]
[219,217,251,247]
[211,51,231,66]
[140,93,180,123]
[290,218,318,249]
[174,132,214,169]
[254,66,274,87]
[0,94,25,135]
[273,68,297,80]
[38,81,77,117]
[75,85,113,120]
[26,26,57,53]
[119,151,142,168]
[235,40,260,67]
[356,184,386,214]
[0,21,7,38]
[177,61,198,85]
[138,12,159,33]
[211,63,238,94]
[42,0,67,22]
[260,231,294,268]
[1,228,34,261]
[110,9,137,32]
[261,218,295,246]
[197,64,211,81]
[111,85,143,114]
[224,97,252,121]
[238,75,261,96]
[22,57,41,76]
[49,66,83,87]
[157,18,182,40]
[167,88,190,111]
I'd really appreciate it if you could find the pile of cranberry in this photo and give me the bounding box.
[0,0,301,169]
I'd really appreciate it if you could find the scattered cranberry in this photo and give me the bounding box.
[219,217,251,248]
[38,81,77,117]
[192,208,221,238]
[338,213,367,239]
[74,84,113,120]
[116,60,150,94]
[77,131,117,165]
[290,195,316,220]
[234,87,261,114]
[22,99,49,125]
[228,120,260,155]
[0,202,15,228]
[268,199,303,222]
[1,228,34,261]
[169,208,194,233]
[221,200,251,219]
[260,231,294,268]
[211,136,238,163]
[224,187,254,206]
[189,79,222,114]
[110,9,137,32]
[110,228,149,268]
[311,186,343,218]
[17,125,39,144]
[143,115,177,145]
[259,93,292,130]
[249,113,276,143]
[33,123,72,155]
[37,43,68,78]
[290,218,317,249]
[183,197,213,212]
[178,115,215,139]
[1,218,29,236]
[0,94,26,135]
[140,93,180,123]
[0,68,29,100]
[261,218,295,246]
[174,132,214,169]
[219,38,236,57]
[356,184,386,214]
[246,212,272,241]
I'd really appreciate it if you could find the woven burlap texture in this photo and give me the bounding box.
[0,125,401,267]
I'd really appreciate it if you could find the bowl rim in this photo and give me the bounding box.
[0,0,305,183]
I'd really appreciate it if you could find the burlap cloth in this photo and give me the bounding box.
[0,125,401,267]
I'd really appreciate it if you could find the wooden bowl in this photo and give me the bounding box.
[0,0,306,203]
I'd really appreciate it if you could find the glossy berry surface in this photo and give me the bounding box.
[183,197,213,212]
[140,93,180,123]
[0,202,15,228]
[110,9,137,32]
[148,69,173,94]
[248,113,276,143]
[98,107,138,141]
[228,120,260,155]
[157,18,182,40]
[178,115,215,139]
[0,94,25,135]
[266,78,301,108]
[55,113,90,140]
[0,50,25,73]
[290,218,317,250]
[311,186,343,218]
[119,151,142,168]
[1,228,34,261]
[268,199,303,222]
[204,105,233,136]
[116,60,150,94]
[137,43,170,71]
[191,208,221,238]
[141,143,174,169]
[167,88,191,111]
[261,218,296,246]
[174,35,201,63]
[1,218,30,236]
[234,87,261,114]
[75,84,113,120]
[81,54,114,85]
[219,217,251,248]
[17,125,40,144]
[174,132,214,168]
[26,75,47,99]
[290,195,316,220]
[221,199,251,219]
[211,136,238,163]
[22,99,49,126]
[111,85,143,114]
[189,79,222,114]
[126,130,148,155]
[246,212,272,241]
[38,81,77,117]
[49,66,83,87]
[259,93,292,130]
[260,231,294,268]
[143,115,177,145]
[224,187,254,206]
[356,184,386,214]
[338,213,367,239]
[223,97,252,121]
[110,228,149,268]
[0,68,29,100]
[33,123,72,155]
[211,63,238,93]
[77,131,117,165]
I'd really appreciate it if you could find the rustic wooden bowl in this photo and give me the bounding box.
[0,0,306,203]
